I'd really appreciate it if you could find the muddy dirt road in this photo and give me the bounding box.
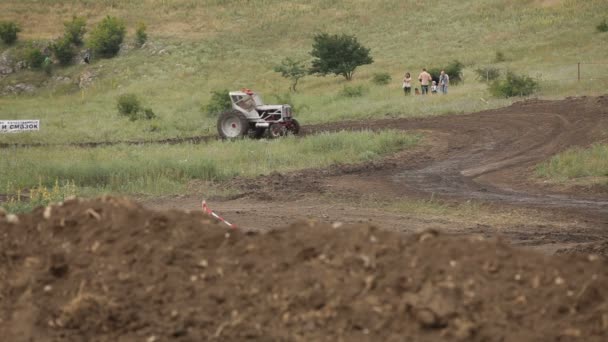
[148,96,608,252]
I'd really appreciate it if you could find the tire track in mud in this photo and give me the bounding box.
[302,97,608,216]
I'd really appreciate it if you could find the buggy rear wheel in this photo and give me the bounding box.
[287,118,300,135]
[217,110,249,139]
[266,123,286,139]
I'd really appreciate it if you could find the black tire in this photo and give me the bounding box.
[266,123,286,139]
[253,127,266,139]
[288,118,301,135]
[217,110,249,139]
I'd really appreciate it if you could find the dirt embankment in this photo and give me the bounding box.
[1,198,607,341]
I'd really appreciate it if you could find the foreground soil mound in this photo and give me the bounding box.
[1,198,607,341]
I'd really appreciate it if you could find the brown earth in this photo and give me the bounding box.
[148,96,608,254]
[1,197,608,341]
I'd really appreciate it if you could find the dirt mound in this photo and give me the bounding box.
[557,241,608,258]
[1,198,608,341]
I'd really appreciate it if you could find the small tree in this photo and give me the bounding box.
[135,22,148,47]
[274,57,306,92]
[0,21,20,45]
[64,16,87,46]
[89,16,126,58]
[309,33,373,81]
[50,38,75,65]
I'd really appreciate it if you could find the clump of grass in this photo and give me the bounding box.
[474,66,501,82]
[495,51,506,62]
[0,131,419,196]
[372,72,391,85]
[339,85,366,97]
[3,179,78,213]
[536,144,608,183]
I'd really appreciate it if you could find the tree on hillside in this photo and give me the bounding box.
[64,16,87,46]
[309,33,373,81]
[274,57,307,92]
[88,16,126,58]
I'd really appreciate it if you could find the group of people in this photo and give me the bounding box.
[402,68,449,95]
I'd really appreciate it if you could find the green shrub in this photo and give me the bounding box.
[489,71,539,98]
[64,16,87,46]
[135,22,148,47]
[597,19,608,33]
[203,89,231,116]
[339,85,366,97]
[89,16,126,58]
[0,21,20,45]
[372,72,392,85]
[117,93,142,120]
[495,51,506,62]
[50,38,75,66]
[25,47,45,69]
[474,66,501,82]
[428,60,464,85]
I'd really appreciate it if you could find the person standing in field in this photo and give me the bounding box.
[402,72,412,95]
[418,68,432,95]
[439,70,449,94]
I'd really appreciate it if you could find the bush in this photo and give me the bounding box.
[597,19,608,33]
[489,71,539,98]
[0,21,20,45]
[135,22,148,47]
[89,16,126,58]
[339,85,366,97]
[50,38,75,66]
[372,72,391,85]
[203,89,231,116]
[117,93,143,120]
[25,47,45,69]
[64,16,87,46]
[474,67,501,82]
[428,60,464,85]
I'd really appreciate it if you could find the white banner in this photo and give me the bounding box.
[0,120,40,133]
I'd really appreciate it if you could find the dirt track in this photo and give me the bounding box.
[148,96,608,252]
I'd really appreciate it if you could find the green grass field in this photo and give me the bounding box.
[1,0,607,145]
[535,143,608,186]
[1,130,419,196]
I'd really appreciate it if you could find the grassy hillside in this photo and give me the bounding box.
[1,0,607,144]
